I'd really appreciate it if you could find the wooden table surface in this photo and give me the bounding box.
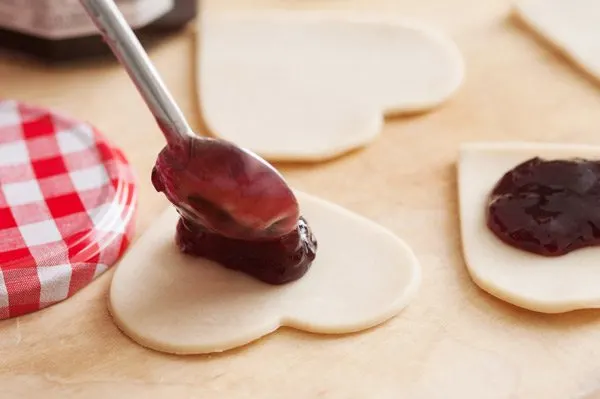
[2,0,600,398]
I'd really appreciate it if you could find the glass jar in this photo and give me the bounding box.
[0,0,197,61]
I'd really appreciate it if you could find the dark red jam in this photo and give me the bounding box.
[176,216,317,285]
[151,140,318,284]
[0,0,196,61]
[151,138,300,240]
[486,157,600,256]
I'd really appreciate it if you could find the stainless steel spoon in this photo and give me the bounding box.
[79,0,300,240]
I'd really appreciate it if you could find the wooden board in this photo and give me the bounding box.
[2,0,600,398]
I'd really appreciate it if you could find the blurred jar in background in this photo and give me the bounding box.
[0,0,198,61]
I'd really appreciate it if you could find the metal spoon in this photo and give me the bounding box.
[79,0,300,240]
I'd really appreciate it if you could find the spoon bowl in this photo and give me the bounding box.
[152,136,299,240]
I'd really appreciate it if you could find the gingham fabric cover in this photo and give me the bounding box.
[0,100,137,319]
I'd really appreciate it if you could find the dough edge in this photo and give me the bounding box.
[512,0,600,84]
[195,11,465,162]
[108,190,422,354]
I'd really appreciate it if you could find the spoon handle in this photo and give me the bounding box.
[79,0,193,145]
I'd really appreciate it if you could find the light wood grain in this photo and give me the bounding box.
[2,0,600,398]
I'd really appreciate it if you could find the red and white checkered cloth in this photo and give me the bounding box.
[0,100,137,319]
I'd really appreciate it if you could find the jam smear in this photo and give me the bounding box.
[486,157,600,256]
[176,216,317,285]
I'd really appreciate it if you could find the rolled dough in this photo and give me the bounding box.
[458,142,600,313]
[514,0,600,84]
[197,12,464,162]
[109,191,421,354]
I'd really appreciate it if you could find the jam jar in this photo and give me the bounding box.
[0,0,197,61]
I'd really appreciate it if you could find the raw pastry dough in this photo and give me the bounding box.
[109,191,421,354]
[197,12,464,162]
[514,0,600,83]
[459,142,600,313]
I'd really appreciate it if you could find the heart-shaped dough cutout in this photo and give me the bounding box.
[514,0,600,83]
[109,191,421,354]
[197,12,465,162]
[458,142,600,313]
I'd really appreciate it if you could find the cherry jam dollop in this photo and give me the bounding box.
[486,157,600,256]
[176,216,317,285]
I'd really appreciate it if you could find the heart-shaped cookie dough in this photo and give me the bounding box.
[109,191,421,354]
[197,12,465,162]
[514,0,600,83]
[458,142,600,313]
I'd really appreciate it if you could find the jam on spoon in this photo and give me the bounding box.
[83,0,317,283]
[486,157,600,256]
[150,135,300,240]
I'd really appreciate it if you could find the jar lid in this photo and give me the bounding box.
[0,100,137,319]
